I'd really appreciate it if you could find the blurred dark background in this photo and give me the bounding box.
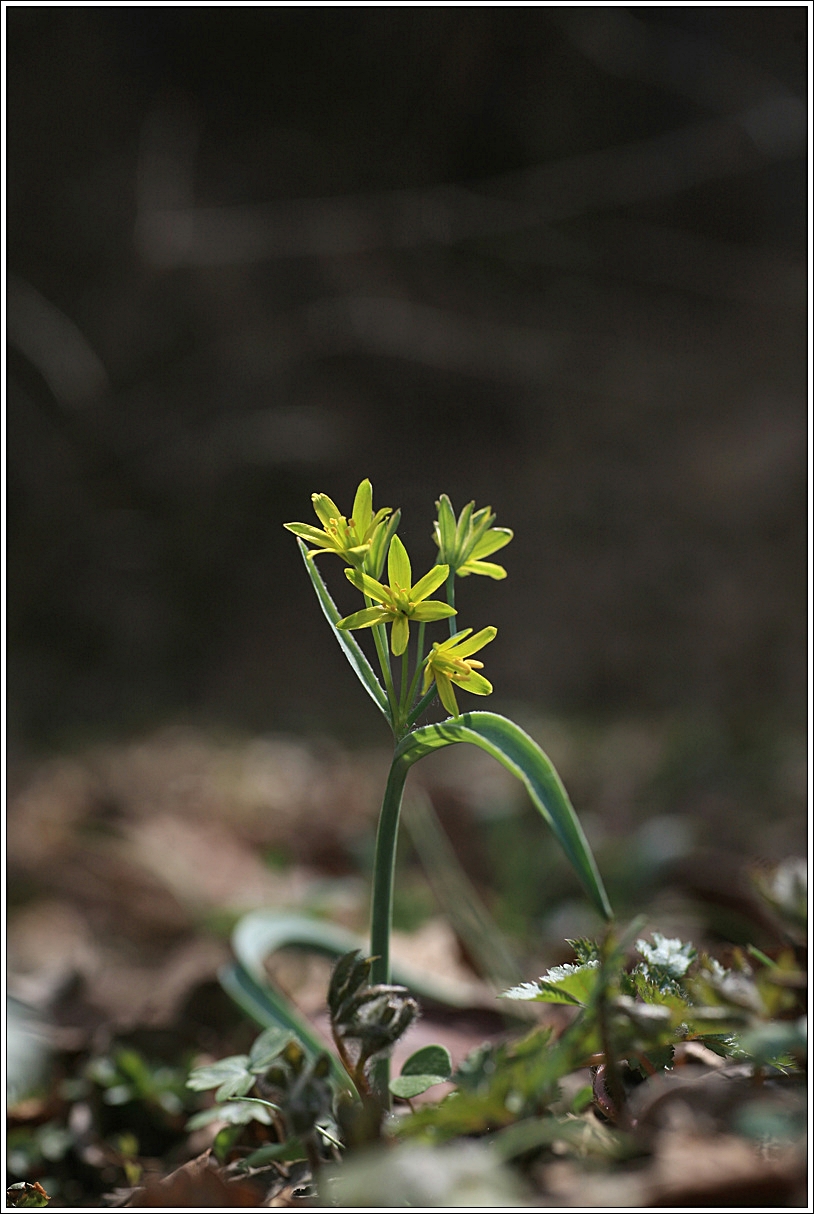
[6,9,807,881]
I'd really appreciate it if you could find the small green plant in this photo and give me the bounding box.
[395,916,806,1145]
[283,481,611,1102]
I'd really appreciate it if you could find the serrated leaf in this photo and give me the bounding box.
[636,933,695,983]
[503,961,600,1006]
[500,981,548,1002]
[566,937,601,964]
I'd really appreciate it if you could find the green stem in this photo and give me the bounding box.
[369,754,410,1105]
[366,604,397,723]
[446,576,457,637]
[404,622,426,716]
[398,648,410,717]
[406,684,438,728]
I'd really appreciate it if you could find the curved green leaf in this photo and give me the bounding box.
[395,712,612,921]
[231,911,489,1011]
[390,1041,453,1096]
[389,1073,447,1099]
[400,1044,452,1080]
[297,539,390,722]
[218,959,355,1093]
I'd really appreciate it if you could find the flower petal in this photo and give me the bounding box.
[436,628,473,651]
[411,602,457,621]
[311,493,343,529]
[391,613,409,655]
[283,523,335,548]
[366,509,400,580]
[345,568,390,603]
[435,495,458,556]
[410,564,450,603]
[337,606,390,630]
[458,560,507,580]
[454,670,493,696]
[469,528,513,560]
[446,626,497,658]
[351,479,373,538]
[454,499,475,551]
[388,534,412,591]
[435,672,459,717]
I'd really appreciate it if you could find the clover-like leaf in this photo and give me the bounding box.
[389,1044,453,1099]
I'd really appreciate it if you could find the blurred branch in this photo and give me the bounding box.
[556,7,804,124]
[7,275,110,407]
[136,109,805,268]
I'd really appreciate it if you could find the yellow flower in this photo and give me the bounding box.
[337,535,456,655]
[284,479,396,571]
[422,626,497,716]
[432,494,512,579]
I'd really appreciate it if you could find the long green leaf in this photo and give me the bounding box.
[231,910,491,1011]
[219,960,355,1094]
[394,712,612,920]
[297,539,390,722]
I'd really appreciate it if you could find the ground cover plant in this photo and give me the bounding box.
[6,483,807,1207]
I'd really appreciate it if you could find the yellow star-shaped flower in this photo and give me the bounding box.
[433,495,513,579]
[422,626,497,716]
[337,535,456,655]
[284,479,394,571]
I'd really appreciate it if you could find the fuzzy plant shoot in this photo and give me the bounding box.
[285,481,611,1103]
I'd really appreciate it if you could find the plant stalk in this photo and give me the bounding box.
[446,576,457,636]
[369,753,411,1104]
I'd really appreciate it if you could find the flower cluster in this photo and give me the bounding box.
[286,480,511,719]
[284,479,398,575]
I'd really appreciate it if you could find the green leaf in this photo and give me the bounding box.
[186,1100,274,1130]
[218,961,355,1095]
[394,712,612,921]
[389,1073,447,1099]
[636,933,695,984]
[6,1182,50,1209]
[401,1044,452,1080]
[297,539,390,722]
[231,911,501,1012]
[566,937,601,964]
[249,1026,295,1072]
[213,1123,244,1164]
[502,962,600,1006]
[241,1139,307,1168]
[186,1055,251,1096]
[328,950,370,1019]
[390,1043,453,1095]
